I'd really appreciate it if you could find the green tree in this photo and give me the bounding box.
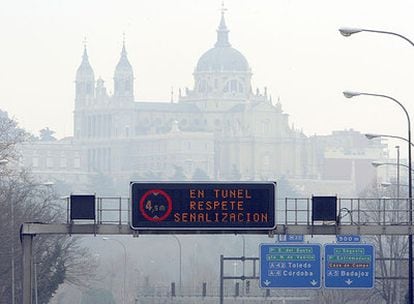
[39,127,57,141]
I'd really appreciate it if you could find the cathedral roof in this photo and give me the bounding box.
[135,101,201,113]
[195,11,250,73]
[228,102,278,113]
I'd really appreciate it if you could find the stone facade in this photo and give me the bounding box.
[18,12,386,196]
[70,12,314,184]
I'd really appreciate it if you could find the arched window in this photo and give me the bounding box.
[86,83,93,95]
[230,80,237,92]
[238,81,244,93]
[224,80,244,93]
[262,120,270,134]
[262,154,270,171]
[198,79,207,93]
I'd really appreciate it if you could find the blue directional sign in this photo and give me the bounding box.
[130,182,276,231]
[259,244,321,289]
[324,244,375,289]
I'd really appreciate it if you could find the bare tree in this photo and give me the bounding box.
[0,111,97,303]
[359,182,408,304]
[316,288,379,304]
[0,110,28,160]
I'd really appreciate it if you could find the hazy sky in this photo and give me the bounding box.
[1,0,414,153]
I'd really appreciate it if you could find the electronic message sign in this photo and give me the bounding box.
[130,182,276,231]
[259,243,322,289]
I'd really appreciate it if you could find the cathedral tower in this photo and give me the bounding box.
[113,39,134,102]
[74,44,95,139]
[75,45,95,107]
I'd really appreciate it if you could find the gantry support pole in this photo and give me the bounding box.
[22,234,33,304]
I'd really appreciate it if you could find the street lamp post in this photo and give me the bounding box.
[397,146,401,199]
[371,149,401,198]
[240,235,246,295]
[343,91,412,304]
[372,150,403,200]
[32,182,54,304]
[366,133,414,196]
[371,161,412,171]
[339,27,414,47]
[346,29,414,301]
[171,235,182,294]
[103,237,127,304]
[8,178,53,304]
[10,190,15,304]
[365,133,414,147]
[34,255,38,304]
[0,159,13,303]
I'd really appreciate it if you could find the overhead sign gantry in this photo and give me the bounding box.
[20,193,413,304]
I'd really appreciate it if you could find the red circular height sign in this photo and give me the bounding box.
[139,189,172,222]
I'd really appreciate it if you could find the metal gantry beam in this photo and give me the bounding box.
[20,222,414,236]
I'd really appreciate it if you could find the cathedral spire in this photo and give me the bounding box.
[114,33,134,101]
[121,32,127,57]
[75,38,95,107]
[115,33,132,70]
[83,37,87,53]
[78,37,93,74]
[82,45,88,61]
[76,37,94,81]
[215,3,231,47]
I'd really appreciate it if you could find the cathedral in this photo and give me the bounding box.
[19,11,385,195]
[73,11,315,183]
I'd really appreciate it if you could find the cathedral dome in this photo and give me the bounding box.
[196,46,249,72]
[195,11,250,73]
